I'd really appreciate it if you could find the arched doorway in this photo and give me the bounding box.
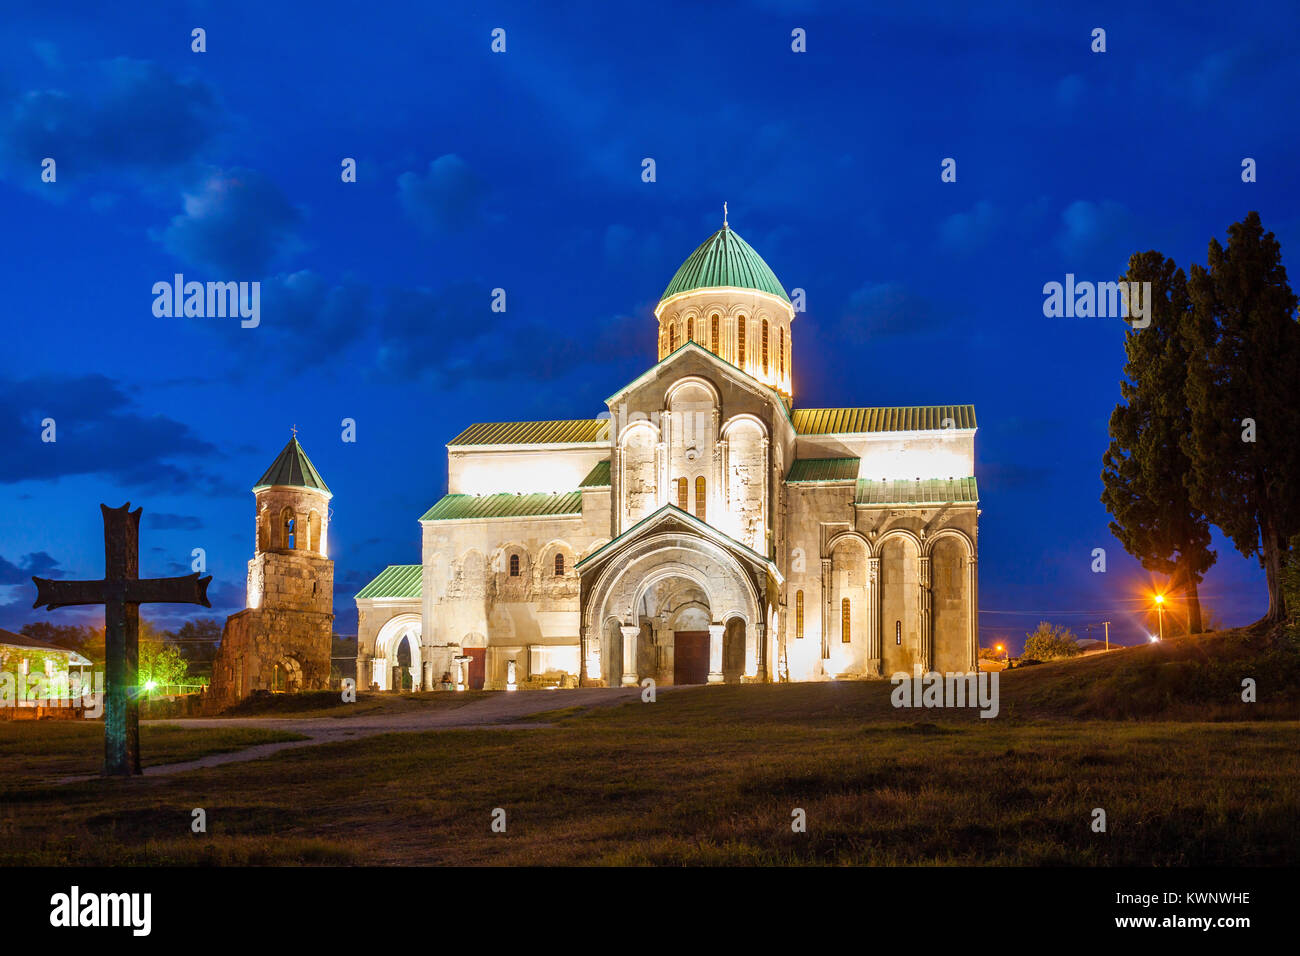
[373,614,422,691]
[271,656,302,694]
[580,523,768,686]
[395,636,414,691]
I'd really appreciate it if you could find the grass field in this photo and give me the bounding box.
[2,625,1296,866]
[0,723,308,793]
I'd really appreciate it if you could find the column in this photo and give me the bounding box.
[867,557,881,675]
[820,558,832,661]
[422,659,434,691]
[968,556,979,672]
[754,621,767,682]
[707,623,725,683]
[620,625,639,686]
[919,555,933,672]
[581,623,602,685]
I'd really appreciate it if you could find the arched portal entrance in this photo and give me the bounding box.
[373,614,422,691]
[580,522,769,686]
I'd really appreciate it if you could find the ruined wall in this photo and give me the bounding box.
[208,550,333,710]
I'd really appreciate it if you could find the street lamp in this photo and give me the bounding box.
[1154,592,1166,641]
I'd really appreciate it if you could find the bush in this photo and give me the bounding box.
[1023,622,1082,661]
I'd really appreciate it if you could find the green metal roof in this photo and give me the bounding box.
[787,457,860,482]
[420,491,584,522]
[793,405,977,435]
[447,419,609,447]
[355,565,422,600]
[253,436,331,494]
[661,226,790,304]
[855,477,979,506]
[580,460,611,487]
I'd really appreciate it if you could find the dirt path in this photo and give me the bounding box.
[60,687,647,782]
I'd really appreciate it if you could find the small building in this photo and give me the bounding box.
[0,627,93,708]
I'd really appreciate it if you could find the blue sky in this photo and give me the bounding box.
[1,1,1296,650]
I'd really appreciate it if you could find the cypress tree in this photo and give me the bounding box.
[1102,252,1215,633]
[1183,212,1300,623]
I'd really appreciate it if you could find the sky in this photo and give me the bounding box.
[1,1,1297,652]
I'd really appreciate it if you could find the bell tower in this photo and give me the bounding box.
[247,433,333,614]
[208,431,335,709]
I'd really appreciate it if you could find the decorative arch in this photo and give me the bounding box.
[720,412,769,441]
[923,527,975,559]
[872,527,924,559]
[823,530,871,558]
[535,539,577,587]
[664,374,721,409]
[617,416,661,445]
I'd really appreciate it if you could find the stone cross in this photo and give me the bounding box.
[32,503,211,776]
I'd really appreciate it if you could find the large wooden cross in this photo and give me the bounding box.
[32,503,211,776]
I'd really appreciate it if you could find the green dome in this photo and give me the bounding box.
[660,226,790,304]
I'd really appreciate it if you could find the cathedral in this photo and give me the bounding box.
[355,219,980,691]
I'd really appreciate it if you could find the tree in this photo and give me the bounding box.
[168,618,222,667]
[1184,212,1300,623]
[139,641,189,689]
[1102,252,1216,632]
[1023,622,1081,660]
[20,621,95,654]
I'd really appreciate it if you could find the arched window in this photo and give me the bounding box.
[694,476,706,521]
[281,508,295,550]
[737,317,746,366]
[509,553,520,577]
[762,319,770,375]
[779,327,785,378]
[669,326,677,352]
[796,590,804,639]
[676,477,688,510]
[554,553,565,576]
[842,598,851,643]
[710,314,720,353]
[687,317,694,342]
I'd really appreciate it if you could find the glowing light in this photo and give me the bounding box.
[143,680,158,691]
[1148,634,1159,643]
[1154,593,1165,605]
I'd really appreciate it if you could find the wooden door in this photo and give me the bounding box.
[467,648,486,690]
[673,631,710,685]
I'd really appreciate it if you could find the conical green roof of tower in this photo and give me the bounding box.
[252,436,331,495]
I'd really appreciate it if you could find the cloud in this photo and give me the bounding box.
[0,551,63,585]
[1056,200,1132,260]
[938,200,1000,254]
[838,282,943,340]
[397,154,486,234]
[0,373,225,493]
[158,167,304,274]
[0,58,222,187]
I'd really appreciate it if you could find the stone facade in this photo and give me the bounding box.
[356,223,980,690]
